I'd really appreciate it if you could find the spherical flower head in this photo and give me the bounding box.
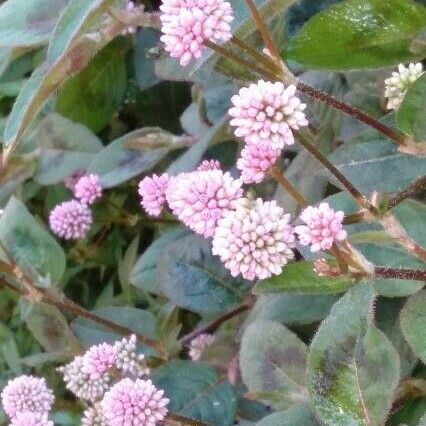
[212,198,295,281]
[160,0,234,66]
[138,173,169,217]
[166,169,243,238]
[189,333,215,361]
[74,174,103,205]
[385,62,424,110]
[101,378,169,426]
[197,159,221,171]
[81,404,107,426]
[113,334,150,378]
[229,81,308,149]
[1,375,54,419]
[295,202,347,252]
[58,356,111,402]
[9,412,53,426]
[237,142,281,184]
[49,200,92,240]
[82,343,117,380]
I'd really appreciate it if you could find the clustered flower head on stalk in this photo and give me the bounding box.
[138,173,170,217]
[384,62,424,110]
[1,375,54,425]
[189,333,215,361]
[160,0,234,66]
[57,334,168,425]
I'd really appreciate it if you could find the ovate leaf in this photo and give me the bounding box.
[0,197,66,286]
[153,360,237,426]
[308,284,400,426]
[0,0,69,48]
[286,0,426,70]
[257,405,320,426]
[400,290,426,362]
[396,73,426,142]
[253,261,353,295]
[240,320,309,409]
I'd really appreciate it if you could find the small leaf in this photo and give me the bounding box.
[286,0,426,70]
[396,73,426,142]
[47,0,115,63]
[400,290,426,362]
[308,284,400,426]
[71,307,158,356]
[88,128,170,188]
[0,197,66,285]
[157,234,250,315]
[35,113,103,185]
[253,261,353,296]
[257,405,320,426]
[56,40,127,132]
[0,0,69,48]
[240,320,309,409]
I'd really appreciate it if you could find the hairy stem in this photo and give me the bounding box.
[387,175,426,209]
[165,413,210,426]
[375,267,426,281]
[269,166,308,207]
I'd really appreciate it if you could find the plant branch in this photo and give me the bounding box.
[180,296,254,345]
[165,413,210,426]
[387,175,426,209]
[297,82,409,147]
[269,166,308,207]
[374,267,426,281]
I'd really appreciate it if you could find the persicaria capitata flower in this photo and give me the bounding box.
[82,342,117,380]
[101,378,169,426]
[49,200,92,240]
[212,198,295,281]
[112,334,150,378]
[1,375,54,419]
[73,174,103,205]
[81,404,107,426]
[166,169,243,238]
[295,202,347,252]
[237,142,281,184]
[197,159,221,171]
[9,412,53,426]
[138,173,169,217]
[229,81,307,149]
[189,333,215,361]
[384,62,423,110]
[160,0,234,66]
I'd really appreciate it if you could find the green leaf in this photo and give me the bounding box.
[25,302,81,355]
[153,360,237,426]
[157,234,250,315]
[400,290,426,362]
[0,197,66,285]
[35,113,103,184]
[240,320,309,409]
[253,261,354,296]
[396,73,426,142]
[249,294,340,326]
[286,0,426,70]
[308,284,400,426]
[0,0,69,48]
[130,229,187,295]
[257,405,320,426]
[88,128,170,188]
[393,200,426,248]
[71,307,158,356]
[47,0,114,63]
[56,40,127,132]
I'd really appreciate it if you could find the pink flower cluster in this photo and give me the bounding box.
[160,0,234,66]
[57,335,168,425]
[49,173,103,240]
[1,375,54,425]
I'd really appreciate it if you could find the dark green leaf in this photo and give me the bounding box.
[400,290,426,362]
[257,405,320,426]
[253,261,354,295]
[153,360,237,426]
[308,284,400,425]
[240,320,309,409]
[396,73,426,141]
[0,197,66,285]
[56,40,127,132]
[286,0,426,70]
[157,234,250,315]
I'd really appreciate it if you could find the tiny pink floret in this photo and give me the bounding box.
[74,174,103,205]
[82,343,117,380]
[138,173,169,217]
[197,159,221,171]
[295,202,347,252]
